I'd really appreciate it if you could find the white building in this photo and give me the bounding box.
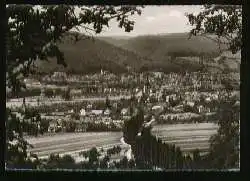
[121,108,129,116]
[80,108,86,116]
[91,110,103,116]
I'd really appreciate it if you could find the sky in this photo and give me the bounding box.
[85,6,203,37]
[31,5,203,37]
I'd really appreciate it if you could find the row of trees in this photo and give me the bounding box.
[133,127,205,169]
[43,87,71,100]
[122,106,202,169]
[17,146,135,170]
[86,122,122,132]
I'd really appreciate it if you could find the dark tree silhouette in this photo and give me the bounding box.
[186,5,242,54]
[6,5,144,169]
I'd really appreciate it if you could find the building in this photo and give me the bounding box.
[104,108,111,116]
[52,72,67,79]
[121,108,129,116]
[80,108,86,116]
[91,110,103,116]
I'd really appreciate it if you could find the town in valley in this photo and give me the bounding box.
[6,5,241,170]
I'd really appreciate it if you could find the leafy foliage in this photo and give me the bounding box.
[45,154,76,169]
[207,101,239,169]
[123,106,144,144]
[107,145,122,156]
[6,4,143,169]
[186,5,240,169]
[186,5,242,54]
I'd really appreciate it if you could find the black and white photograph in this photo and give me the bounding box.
[6,5,241,170]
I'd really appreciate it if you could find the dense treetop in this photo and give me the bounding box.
[186,5,242,54]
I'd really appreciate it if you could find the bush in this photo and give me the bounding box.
[183,105,194,113]
[71,113,80,120]
[44,89,54,98]
[65,121,76,132]
[39,119,50,134]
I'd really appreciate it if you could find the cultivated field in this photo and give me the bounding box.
[26,132,123,156]
[25,123,219,162]
[26,132,128,162]
[151,123,219,153]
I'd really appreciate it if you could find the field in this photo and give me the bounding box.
[26,132,124,162]
[25,123,219,162]
[151,123,219,153]
[6,95,131,108]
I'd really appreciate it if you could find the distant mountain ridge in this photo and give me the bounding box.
[99,33,224,59]
[36,32,236,74]
[36,33,151,74]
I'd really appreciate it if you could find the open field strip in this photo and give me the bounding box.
[30,137,122,154]
[155,129,217,138]
[152,123,219,131]
[161,137,210,144]
[162,135,211,141]
[26,132,122,144]
[152,123,219,153]
[36,143,124,157]
[6,95,132,108]
[26,132,123,158]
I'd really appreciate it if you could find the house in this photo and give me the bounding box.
[121,108,129,116]
[205,97,211,103]
[80,108,86,116]
[24,78,41,87]
[153,72,163,79]
[48,120,63,133]
[91,110,103,116]
[113,102,118,109]
[198,105,205,113]
[173,104,184,113]
[165,96,170,103]
[104,108,111,116]
[234,100,240,107]
[123,116,131,120]
[197,105,210,113]
[186,101,195,107]
[68,109,74,114]
[87,104,93,109]
[52,72,67,79]
[152,105,164,113]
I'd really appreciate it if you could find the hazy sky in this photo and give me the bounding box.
[32,5,203,37]
[90,6,203,37]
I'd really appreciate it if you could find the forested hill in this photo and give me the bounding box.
[36,32,231,74]
[99,33,225,61]
[36,33,151,74]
